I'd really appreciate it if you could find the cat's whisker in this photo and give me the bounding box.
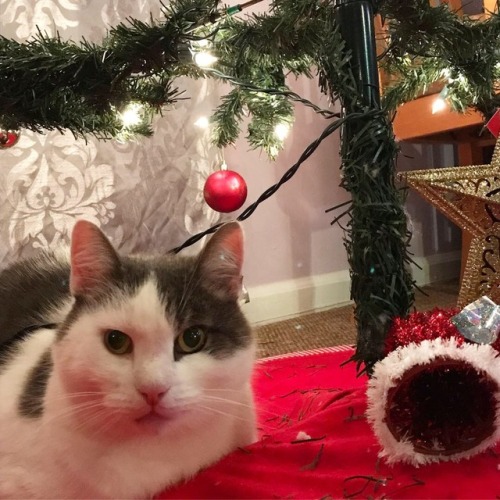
[176,265,195,315]
[39,400,107,428]
[92,414,123,438]
[199,394,282,419]
[47,391,108,402]
[197,404,254,423]
[201,388,274,400]
[71,407,122,437]
[200,394,255,409]
[41,402,103,424]
[201,388,271,400]
[202,388,248,393]
[201,388,282,407]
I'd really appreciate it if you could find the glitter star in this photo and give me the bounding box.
[402,139,500,307]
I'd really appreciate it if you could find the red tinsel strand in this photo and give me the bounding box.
[385,307,500,354]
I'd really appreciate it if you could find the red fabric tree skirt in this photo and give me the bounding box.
[158,346,500,499]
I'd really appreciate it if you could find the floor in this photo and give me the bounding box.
[255,279,459,358]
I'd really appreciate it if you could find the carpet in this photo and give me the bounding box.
[159,345,499,499]
[255,280,459,358]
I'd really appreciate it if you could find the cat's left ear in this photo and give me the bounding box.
[197,222,244,301]
[70,220,120,298]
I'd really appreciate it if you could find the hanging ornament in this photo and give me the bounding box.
[0,129,20,149]
[203,169,247,213]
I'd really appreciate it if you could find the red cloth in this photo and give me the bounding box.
[158,346,500,499]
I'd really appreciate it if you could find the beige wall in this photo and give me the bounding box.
[225,75,461,292]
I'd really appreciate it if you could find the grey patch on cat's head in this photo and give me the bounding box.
[58,254,252,359]
[18,350,53,418]
[154,256,253,360]
[56,256,154,339]
[161,222,252,359]
[58,222,252,359]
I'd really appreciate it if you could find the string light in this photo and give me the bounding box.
[194,52,218,68]
[194,116,210,128]
[274,122,290,141]
[119,102,144,127]
[431,86,449,114]
[431,97,447,114]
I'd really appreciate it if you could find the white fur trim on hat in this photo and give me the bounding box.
[366,337,500,466]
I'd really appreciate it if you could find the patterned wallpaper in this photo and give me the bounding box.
[0,0,221,262]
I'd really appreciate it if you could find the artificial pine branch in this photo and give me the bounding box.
[379,0,500,119]
[211,89,245,147]
[4,0,499,146]
[0,0,218,139]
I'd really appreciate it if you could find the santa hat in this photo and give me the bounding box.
[366,304,500,465]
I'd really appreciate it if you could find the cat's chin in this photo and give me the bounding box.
[134,409,177,434]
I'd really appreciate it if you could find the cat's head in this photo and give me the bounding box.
[50,220,254,438]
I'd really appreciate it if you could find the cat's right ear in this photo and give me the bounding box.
[70,220,120,297]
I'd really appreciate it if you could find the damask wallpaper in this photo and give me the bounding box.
[0,0,221,263]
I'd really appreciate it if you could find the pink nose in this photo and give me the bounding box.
[138,388,167,406]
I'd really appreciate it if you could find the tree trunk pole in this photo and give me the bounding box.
[333,0,414,373]
[335,0,380,108]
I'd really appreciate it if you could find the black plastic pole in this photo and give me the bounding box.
[334,0,380,108]
[332,0,414,373]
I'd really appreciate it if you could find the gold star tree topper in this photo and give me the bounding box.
[402,139,500,307]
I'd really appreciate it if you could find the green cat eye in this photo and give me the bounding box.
[176,327,207,354]
[104,330,133,355]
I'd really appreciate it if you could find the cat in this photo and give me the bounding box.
[0,220,256,499]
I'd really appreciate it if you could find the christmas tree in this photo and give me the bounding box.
[1,0,499,374]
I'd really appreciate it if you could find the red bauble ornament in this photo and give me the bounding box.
[203,170,247,213]
[0,129,20,149]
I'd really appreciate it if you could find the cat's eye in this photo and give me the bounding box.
[104,330,133,355]
[175,327,207,355]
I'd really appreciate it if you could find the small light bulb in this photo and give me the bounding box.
[120,103,143,128]
[432,97,447,114]
[274,123,290,141]
[194,52,218,68]
[194,116,210,129]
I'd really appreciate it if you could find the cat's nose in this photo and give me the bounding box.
[138,387,168,406]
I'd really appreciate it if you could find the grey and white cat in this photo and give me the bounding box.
[0,220,256,498]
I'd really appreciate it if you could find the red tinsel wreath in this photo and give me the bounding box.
[367,306,500,465]
[384,307,500,354]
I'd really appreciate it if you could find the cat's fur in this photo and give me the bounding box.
[0,220,256,499]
